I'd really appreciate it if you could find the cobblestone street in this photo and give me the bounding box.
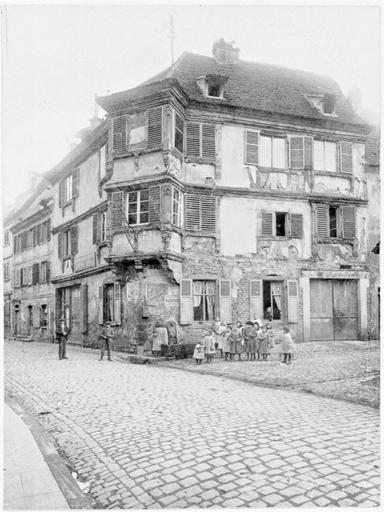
[5,340,380,508]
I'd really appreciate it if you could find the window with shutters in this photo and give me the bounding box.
[3,230,9,246]
[126,190,149,225]
[40,261,47,283]
[186,122,216,161]
[174,112,184,154]
[244,130,259,165]
[289,135,313,169]
[104,284,115,323]
[193,280,216,321]
[260,211,303,239]
[260,136,286,169]
[40,304,48,327]
[172,188,182,226]
[64,175,72,203]
[59,230,71,258]
[93,212,107,244]
[339,142,353,174]
[59,169,79,207]
[314,204,356,240]
[314,141,337,172]
[185,194,216,233]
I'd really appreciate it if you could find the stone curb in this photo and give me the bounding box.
[5,394,93,509]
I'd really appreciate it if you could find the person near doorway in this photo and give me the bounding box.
[212,319,226,358]
[279,326,295,365]
[99,323,114,361]
[244,321,258,360]
[56,317,69,360]
[166,318,179,345]
[153,314,168,356]
[203,329,215,363]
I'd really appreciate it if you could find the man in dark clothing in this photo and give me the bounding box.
[56,317,69,360]
[99,323,114,361]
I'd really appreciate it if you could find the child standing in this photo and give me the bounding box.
[280,326,295,364]
[259,325,271,361]
[193,342,204,365]
[231,323,243,361]
[222,325,232,361]
[203,329,216,363]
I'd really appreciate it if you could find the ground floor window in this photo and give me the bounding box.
[263,280,283,320]
[193,280,216,321]
[104,283,115,323]
[40,304,48,327]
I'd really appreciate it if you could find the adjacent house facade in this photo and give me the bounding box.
[8,182,54,341]
[96,39,371,347]
[3,222,13,337]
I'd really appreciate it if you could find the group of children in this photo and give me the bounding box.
[193,319,295,365]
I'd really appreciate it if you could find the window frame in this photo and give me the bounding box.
[192,279,217,322]
[259,135,287,170]
[100,211,107,242]
[64,174,73,204]
[172,188,182,227]
[126,189,149,226]
[174,111,184,154]
[63,230,71,258]
[40,261,48,284]
[313,140,337,173]
[3,262,10,281]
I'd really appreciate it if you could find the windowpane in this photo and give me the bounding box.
[273,138,286,168]
[329,207,337,237]
[325,142,336,172]
[140,212,149,224]
[314,141,325,171]
[140,190,149,201]
[275,212,286,236]
[193,280,216,321]
[65,175,72,202]
[129,191,138,203]
[260,136,272,167]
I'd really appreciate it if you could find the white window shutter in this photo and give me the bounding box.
[219,280,232,323]
[316,204,330,238]
[180,279,193,325]
[289,136,304,169]
[114,282,122,325]
[250,280,263,319]
[98,286,104,325]
[287,280,298,323]
[261,212,273,236]
[339,142,353,173]
[245,130,259,165]
[341,206,356,239]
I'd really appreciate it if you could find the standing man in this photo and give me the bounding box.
[56,317,69,360]
[99,322,114,361]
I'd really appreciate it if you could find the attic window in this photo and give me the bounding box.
[305,93,336,116]
[208,83,222,98]
[196,74,228,99]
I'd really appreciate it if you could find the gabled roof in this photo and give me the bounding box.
[99,51,365,128]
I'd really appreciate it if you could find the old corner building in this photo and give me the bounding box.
[3,39,380,348]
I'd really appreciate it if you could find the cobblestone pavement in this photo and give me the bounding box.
[161,340,380,408]
[5,340,380,509]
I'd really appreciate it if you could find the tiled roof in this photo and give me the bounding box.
[100,51,365,127]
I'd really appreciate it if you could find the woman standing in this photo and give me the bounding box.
[153,314,168,356]
[212,319,226,358]
[231,322,243,361]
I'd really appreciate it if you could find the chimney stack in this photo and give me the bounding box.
[212,39,239,65]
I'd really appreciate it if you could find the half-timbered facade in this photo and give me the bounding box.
[97,39,371,346]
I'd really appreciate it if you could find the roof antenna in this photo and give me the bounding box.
[168,15,175,65]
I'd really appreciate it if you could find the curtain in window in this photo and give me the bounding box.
[271,282,282,313]
[205,281,216,320]
[193,281,203,307]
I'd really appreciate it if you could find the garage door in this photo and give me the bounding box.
[310,279,359,341]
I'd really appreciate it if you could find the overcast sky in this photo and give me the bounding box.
[1,4,380,211]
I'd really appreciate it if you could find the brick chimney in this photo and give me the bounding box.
[212,39,239,65]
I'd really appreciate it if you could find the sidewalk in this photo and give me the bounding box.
[4,403,69,510]
[157,339,380,408]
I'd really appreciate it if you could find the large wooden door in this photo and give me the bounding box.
[310,279,358,341]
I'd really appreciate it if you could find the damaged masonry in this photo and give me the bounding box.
[3,39,380,351]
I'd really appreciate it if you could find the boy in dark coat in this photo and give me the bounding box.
[99,323,114,361]
[56,317,69,360]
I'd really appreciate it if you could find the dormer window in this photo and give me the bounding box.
[305,93,336,116]
[196,74,228,99]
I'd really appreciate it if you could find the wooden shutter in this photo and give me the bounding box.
[147,107,162,148]
[304,136,313,168]
[180,279,193,325]
[316,204,330,238]
[339,142,353,173]
[111,191,124,230]
[261,212,273,236]
[290,214,303,238]
[46,262,51,283]
[148,185,161,224]
[80,284,88,334]
[72,168,80,198]
[28,266,33,285]
[174,112,184,153]
[98,286,104,324]
[33,306,40,328]
[287,280,298,323]
[201,196,216,233]
[70,225,78,255]
[58,233,63,258]
[250,280,263,319]
[220,280,232,323]
[92,214,99,244]
[46,219,51,241]
[202,124,216,160]
[59,180,64,207]
[114,282,121,325]
[113,115,127,154]
[289,136,304,169]
[185,194,200,231]
[245,130,259,165]
[341,206,356,239]
[32,263,39,285]
[186,122,200,157]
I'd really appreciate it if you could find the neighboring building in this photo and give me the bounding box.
[3,221,13,337]
[7,181,54,340]
[96,39,371,347]
[47,118,111,346]
[365,130,380,338]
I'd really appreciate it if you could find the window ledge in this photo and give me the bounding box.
[113,146,162,160]
[315,170,352,178]
[184,157,216,165]
[184,231,216,238]
[260,236,302,241]
[315,237,354,245]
